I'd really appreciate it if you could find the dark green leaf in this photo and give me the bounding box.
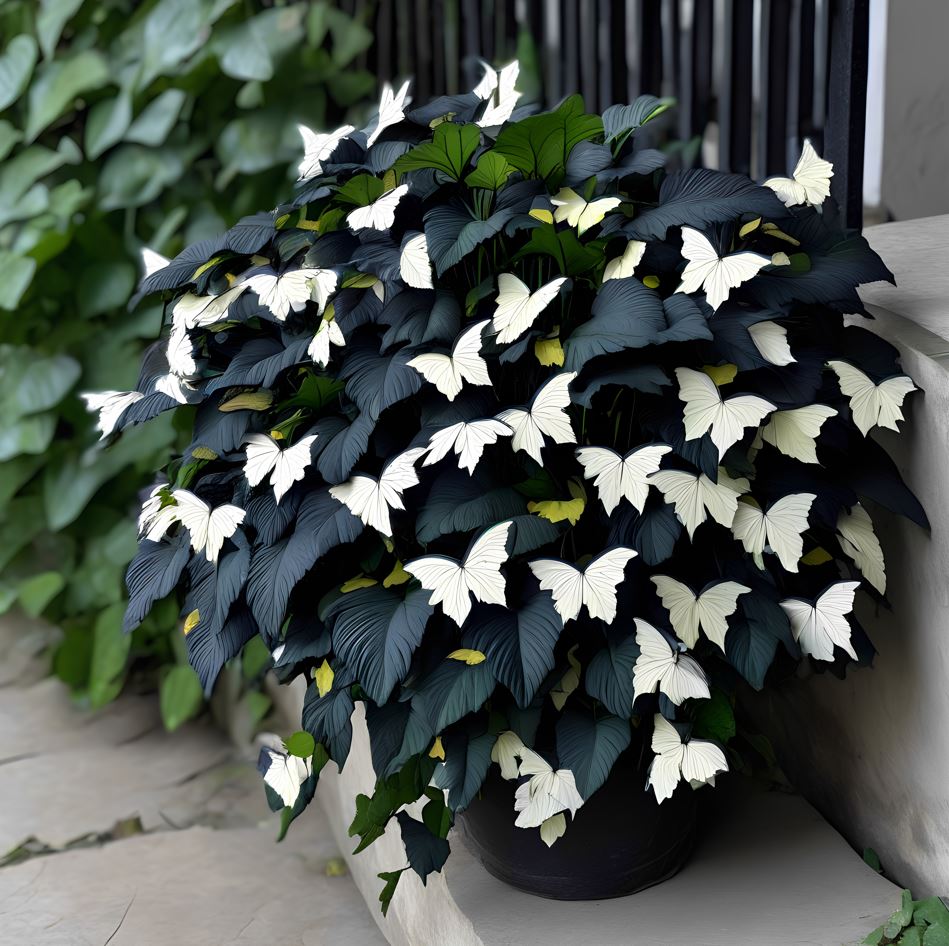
[397,812,450,883]
[555,711,630,798]
[395,122,481,180]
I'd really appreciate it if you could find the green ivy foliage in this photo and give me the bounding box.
[0,0,376,710]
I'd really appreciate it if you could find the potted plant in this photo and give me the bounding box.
[93,65,925,911]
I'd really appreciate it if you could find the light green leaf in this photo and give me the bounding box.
[0,35,37,112]
[285,730,316,758]
[215,112,295,182]
[218,17,274,82]
[0,120,21,162]
[394,122,481,181]
[0,346,81,418]
[160,665,205,732]
[26,50,111,141]
[0,253,36,310]
[139,0,215,88]
[17,571,65,617]
[85,92,133,160]
[88,601,132,708]
[0,414,55,460]
[37,0,86,60]
[466,151,516,190]
[124,89,186,147]
[98,145,185,211]
[323,7,373,67]
[0,141,78,208]
[78,261,137,318]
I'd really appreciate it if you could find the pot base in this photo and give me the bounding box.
[458,760,697,900]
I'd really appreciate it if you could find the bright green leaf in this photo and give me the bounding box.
[85,92,133,160]
[18,571,65,617]
[285,730,316,758]
[0,35,37,112]
[88,602,132,708]
[395,122,481,181]
[466,151,516,190]
[124,89,186,147]
[37,0,86,60]
[160,664,204,732]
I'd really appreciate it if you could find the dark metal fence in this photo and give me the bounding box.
[341,0,869,228]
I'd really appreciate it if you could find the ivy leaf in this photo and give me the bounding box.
[377,869,406,916]
[563,277,666,371]
[494,95,603,185]
[626,169,786,240]
[555,710,631,799]
[394,122,481,180]
[396,811,450,883]
[327,586,434,703]
[513,223,600,276]
[464,594,562,707]
[466,151,516,190]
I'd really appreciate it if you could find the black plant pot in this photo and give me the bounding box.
[458,749,697,900]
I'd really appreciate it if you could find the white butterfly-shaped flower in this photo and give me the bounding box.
[141,247,170,279]
[633,619,710,706]
[153,372,198,405]
[81,390,144,439]
[399,232,433,289]
[676,227,771,311]
[513,747,584,828]
[575,443,671,515]
[496,371,577,465]
[650,577,751,651]
[649,467,750,539]
[166,322,197,379]
[257,743,311,808]
[422,418,512,474]
[603,239,647,282]
[366,79,411,147]
[172,284,249,330]
[490,273,567,344]
[475,60,521,128]
[404,520,512,626]
[407,320,491,401]
[676,367,775,460]
[780,581,861,661]
[550,188,621,236]
[731,493,816,573]
[529,546,637,624]
[827,361,917,437]
[243,433,317,504]
[328,447,425,536]
[297,123,355,180]
[764,139,834,207]
[307,315,346,367]
[138,485,176,541]
[539,813,567,847]
[491,730,526,780]
[837,505,886,595]
[648,714,728,803]
[243,268,338,322]
[758,405,837,465]
[347,183,409,232]
[747,321,795,366]
[171,489,246,563]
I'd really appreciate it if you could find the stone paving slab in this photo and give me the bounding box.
[0,814,385,946]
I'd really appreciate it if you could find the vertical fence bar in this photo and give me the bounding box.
[719,0,754,175]
[826,0,869,228]
[760,0,791,177]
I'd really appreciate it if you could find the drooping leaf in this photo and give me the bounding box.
[396,811,450,883]
[123,535,191,633]
[432,729,494,812]
[555,710,631,798]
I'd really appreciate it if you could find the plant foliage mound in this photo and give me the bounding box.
[98,65,925,911]
[0,0,374,715]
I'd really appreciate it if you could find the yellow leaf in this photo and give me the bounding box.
[183,609,200,636]
[314,659,334,698]
[344,272,379,289]
[382,536,395,554]
[528,479,586,526]
[642,274,660,289]
[341,574,378,593]
[534,334,565,367]
[382,169,397,192]
[761,222,801,245]
[324,302,336,322]
[430,112,456,128]
[383,561,410,588]
[771,251,791,267]
[298,217,320,232]
[529,208,554,224]
[275,213,291,228]
[801,546,834,566]
[191,446,218,460]
[447,649,486,665]
[190,254,226,280]
[702,363,738,387]
[428,736,445,760]
[219,390,274,412]
[269,429,285,441]
[324,857,348,877]
[739,217,762,238]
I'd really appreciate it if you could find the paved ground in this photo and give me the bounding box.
[0,621,385,946]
